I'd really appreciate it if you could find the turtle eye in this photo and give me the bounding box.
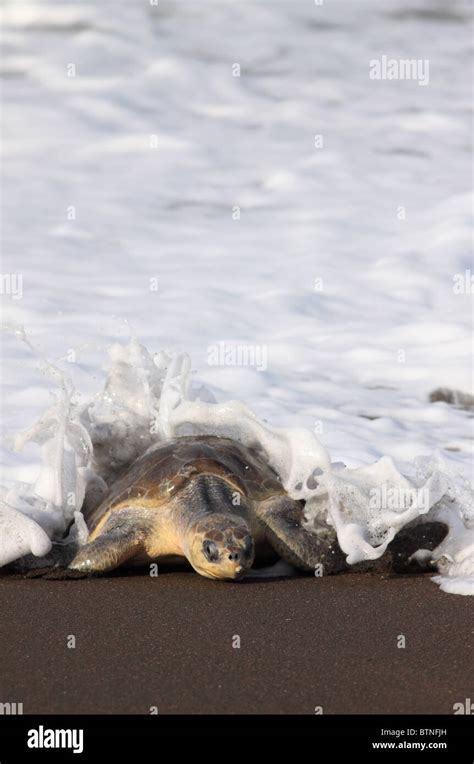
[203,540,219,563]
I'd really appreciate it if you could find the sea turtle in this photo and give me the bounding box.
[69,435,346,580]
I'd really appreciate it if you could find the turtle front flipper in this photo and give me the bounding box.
[69,509,151,574]
[255,496,347,575]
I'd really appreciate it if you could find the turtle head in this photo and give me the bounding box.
[188,515,254,580]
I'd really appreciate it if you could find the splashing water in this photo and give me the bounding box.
[1,336,473,595]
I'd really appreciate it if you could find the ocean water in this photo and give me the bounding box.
[0,0,472,592]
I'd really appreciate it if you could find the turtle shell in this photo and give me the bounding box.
[84,435,285,532]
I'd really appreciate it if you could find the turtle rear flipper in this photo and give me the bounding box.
[69,509,151,574]
[256,496,346,575]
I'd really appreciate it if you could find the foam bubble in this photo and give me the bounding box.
[0,504,51,566]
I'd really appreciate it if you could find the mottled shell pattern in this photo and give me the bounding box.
[84,435,285,532]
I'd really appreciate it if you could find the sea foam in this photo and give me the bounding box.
[1,337,472,595]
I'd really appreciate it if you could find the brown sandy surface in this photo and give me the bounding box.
[0,570,472,714]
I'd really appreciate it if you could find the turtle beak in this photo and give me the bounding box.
[230,564,246,581]
[226,549,248,579]
[227,546,248,569]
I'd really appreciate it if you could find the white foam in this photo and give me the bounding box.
[432,576,474,596]
[1,337,472,594]
[0,502,51,566]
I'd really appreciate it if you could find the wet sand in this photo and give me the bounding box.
[0,570,472,714]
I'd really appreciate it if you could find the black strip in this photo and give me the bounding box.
[0,714,472,761]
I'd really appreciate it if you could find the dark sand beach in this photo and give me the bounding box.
[0,570,472,715]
